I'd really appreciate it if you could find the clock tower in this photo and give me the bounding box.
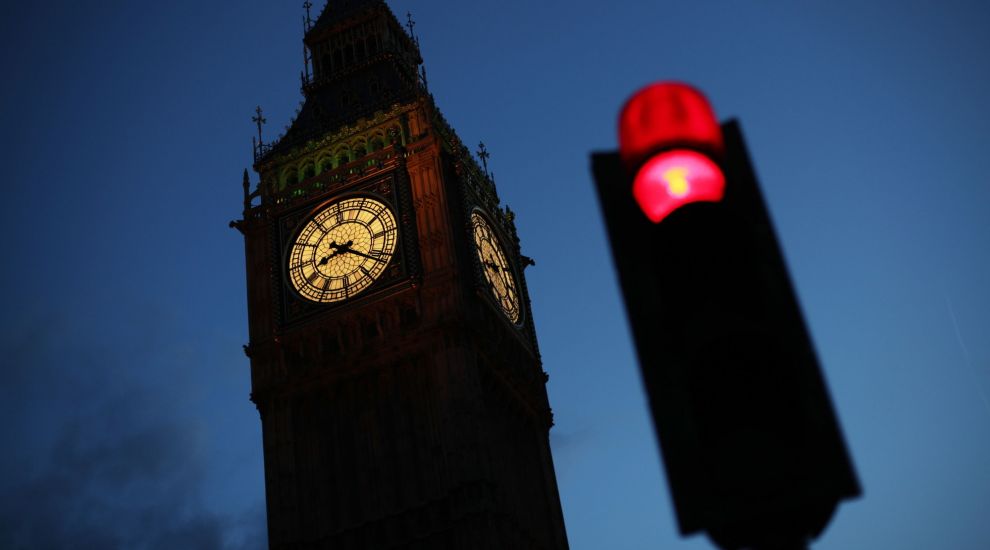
[232,1,569,548]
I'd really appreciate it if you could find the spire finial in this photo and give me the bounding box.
[302,37,311,84]
[303,1,314,31]
[477,142,490,178]
[252,106,267,145]
[242,169,251,210]
[406,11,420,48]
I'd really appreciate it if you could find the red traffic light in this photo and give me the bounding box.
[632,149,725,223]
[619,82,726,223]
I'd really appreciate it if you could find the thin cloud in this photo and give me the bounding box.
[0,317,265,550]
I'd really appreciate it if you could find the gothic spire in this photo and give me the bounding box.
[308,0,385,35]
[261,0,423,161]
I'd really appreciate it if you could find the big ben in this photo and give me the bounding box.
[231,1,570,548]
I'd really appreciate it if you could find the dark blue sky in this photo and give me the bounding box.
[2,1,988,548]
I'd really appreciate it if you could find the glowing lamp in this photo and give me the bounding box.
[619,82,725,223]
[632,150,725,223]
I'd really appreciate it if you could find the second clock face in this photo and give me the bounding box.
[287,197,398,303]
[471,211,521,324]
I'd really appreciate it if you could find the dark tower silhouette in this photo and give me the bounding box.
[231,2,569,548]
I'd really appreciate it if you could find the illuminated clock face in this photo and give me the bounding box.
[471,212,521,323]
[287,197,398,303]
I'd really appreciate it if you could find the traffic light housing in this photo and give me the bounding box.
[592,83,859,549]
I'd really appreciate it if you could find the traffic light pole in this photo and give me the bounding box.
[592,106,859,550]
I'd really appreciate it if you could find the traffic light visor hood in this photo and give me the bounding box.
[618,82,724,170]
[619,82,726,223]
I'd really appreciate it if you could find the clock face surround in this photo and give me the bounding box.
[471,211,521,324]
[287,196,398,303]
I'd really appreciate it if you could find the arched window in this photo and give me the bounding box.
[317,157,332,173]
[386,126,402,146]
[284,172,297,188]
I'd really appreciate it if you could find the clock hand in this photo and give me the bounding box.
[343,247,387,263]
[484,256,501,272]
[319,240,351,265]
[328,239,353,249]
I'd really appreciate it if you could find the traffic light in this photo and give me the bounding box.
[618,83,726,224]
[592,83,860,550]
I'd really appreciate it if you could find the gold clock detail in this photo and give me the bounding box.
[287,197,398,303]
[471,211,521,323]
